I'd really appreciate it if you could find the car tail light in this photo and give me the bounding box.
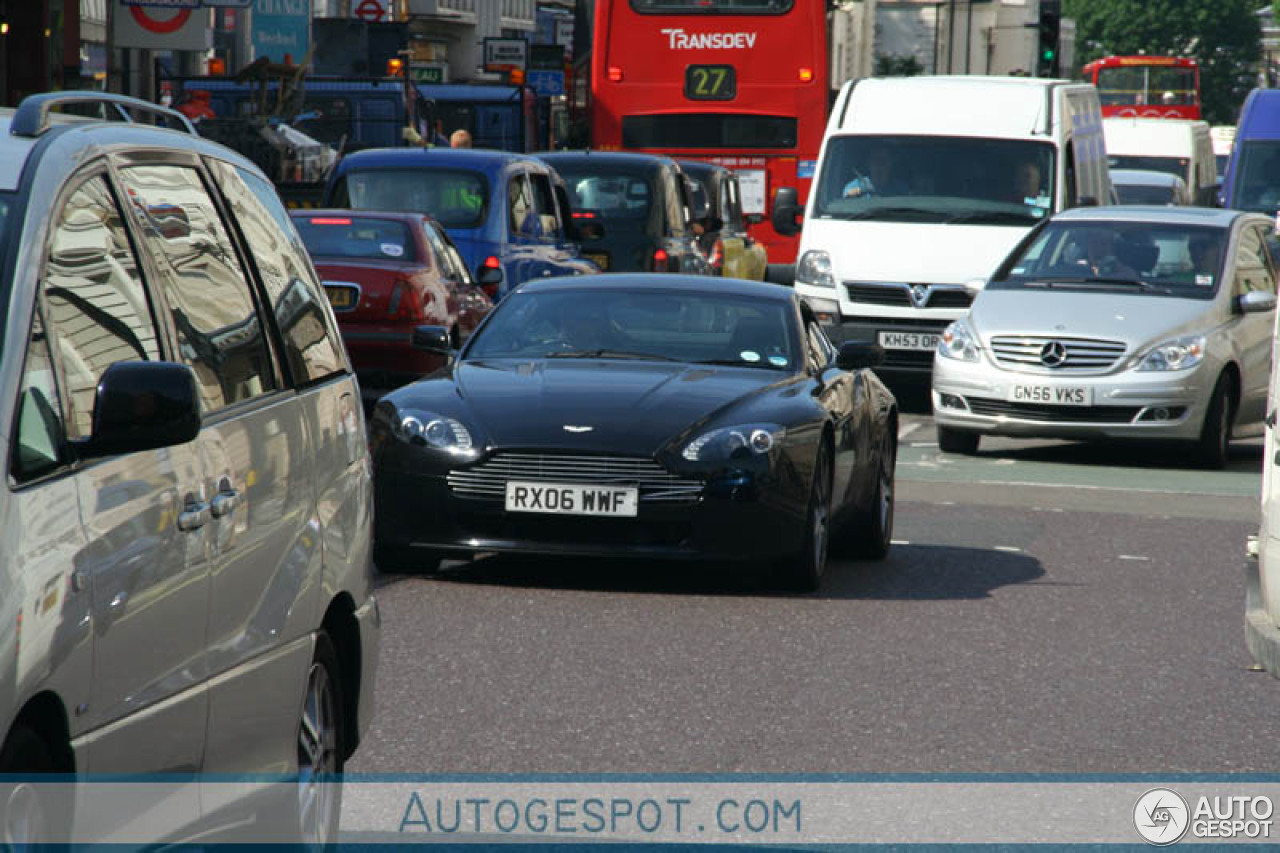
[652,248,670,272]
[387,278,424,321]
[310,217,352,226]
[482,255,501,271]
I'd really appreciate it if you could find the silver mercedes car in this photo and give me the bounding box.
[932,207,1277,468]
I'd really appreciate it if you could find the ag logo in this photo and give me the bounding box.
[1134,788,1190,845]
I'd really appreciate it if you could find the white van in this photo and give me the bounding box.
[773,75,1110,378]
[1103,117,1217,205]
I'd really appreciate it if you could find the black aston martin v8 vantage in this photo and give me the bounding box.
[368,274,899,590]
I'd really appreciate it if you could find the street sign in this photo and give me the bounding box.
[484,37,528,72]
[530,44,564,71]
[251,0,310,64]
[410,63,448,84]
[353,0,388,21]
[114,0,209,50]
[526,70,565,97]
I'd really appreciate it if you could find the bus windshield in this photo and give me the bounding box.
[813,136,1055,225]
[1096,66,1198,108]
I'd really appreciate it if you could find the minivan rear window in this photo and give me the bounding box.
[333,168,488,229]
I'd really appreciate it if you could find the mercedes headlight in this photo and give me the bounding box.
[938,320,980,363]
[796,250,836,289]
[682,423,786,462]
[1136,335,1205,372]
[392,409,475,454]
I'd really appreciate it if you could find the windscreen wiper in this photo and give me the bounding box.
[1038,277,1155,290]
[545,349,678,361]
[945,210,1042,225]
[691,358,786,370]
[826,207,946,222]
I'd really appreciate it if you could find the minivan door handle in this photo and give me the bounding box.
[177,495,210,531]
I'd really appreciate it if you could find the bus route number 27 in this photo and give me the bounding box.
[685,65,736,101]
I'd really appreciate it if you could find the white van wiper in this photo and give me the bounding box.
[827,207,946,222]
[945,210,1041,225]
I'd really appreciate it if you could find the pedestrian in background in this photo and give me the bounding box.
[451,129,473,148]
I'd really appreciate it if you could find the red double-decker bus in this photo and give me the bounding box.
[584,0,828,268]
[1081,55,1201,120]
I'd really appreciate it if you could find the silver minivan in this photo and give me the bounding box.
[933,206,1276,468]
[0,94,379,844]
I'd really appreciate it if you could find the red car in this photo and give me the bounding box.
[292,209,494,405]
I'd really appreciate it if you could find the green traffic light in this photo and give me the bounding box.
[1042,48,1055,61]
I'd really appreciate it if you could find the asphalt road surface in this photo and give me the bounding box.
[351,395,1277,774]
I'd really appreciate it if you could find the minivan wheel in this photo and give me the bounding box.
[0,727,62,848]
[1194,376,1235,470]
[937,425,980,455]
[294,632,344,848]
[374,545,442,575]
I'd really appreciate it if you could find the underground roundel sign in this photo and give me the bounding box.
[129,7,194,33]
[354,0,387,21]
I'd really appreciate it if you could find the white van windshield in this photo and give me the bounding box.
[813,136,1055,225]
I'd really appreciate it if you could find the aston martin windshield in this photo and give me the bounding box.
[466,288,799,369]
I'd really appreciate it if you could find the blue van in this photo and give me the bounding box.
[1222,89,1280,211]
[325,148,599,296]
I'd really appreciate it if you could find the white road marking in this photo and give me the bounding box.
[898,421,922,440]
[994,546,1022,553]
[1118,555,1151,561]
[891,539,911,545]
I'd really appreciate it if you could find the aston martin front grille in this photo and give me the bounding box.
[446,453,704,504]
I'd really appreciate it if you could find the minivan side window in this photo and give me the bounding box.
[42,175,162,439]
[210,161,347,386]
[12,311,67,483]
[117,164,278,412]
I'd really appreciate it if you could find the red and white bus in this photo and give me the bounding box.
[1081,55,1201,120]
[584,0,828,269]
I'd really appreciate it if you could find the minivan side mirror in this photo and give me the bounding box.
[411,325,453,355]
[772,186,803,236]
[76,362,201,460]
[1238,291,1277,314]
[835,341,884,370]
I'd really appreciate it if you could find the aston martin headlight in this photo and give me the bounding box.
[796,250,836,289]
[682,423,786,462]
[1136,335,1206,372]
[393,409,475,454]
[938,320,980,362]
